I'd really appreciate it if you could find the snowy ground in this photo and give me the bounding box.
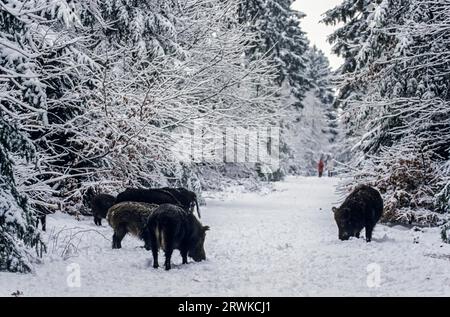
[1,176,450,297]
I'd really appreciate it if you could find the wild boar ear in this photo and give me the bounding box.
[203,226,210,232]
[332,207,338,213]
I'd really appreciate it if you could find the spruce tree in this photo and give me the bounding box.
[238,0,310,108]
[0,119,43,272]
[305,46,337,143]
[0,0,88,271]
[0,0,101,215]
[322,0,373,152]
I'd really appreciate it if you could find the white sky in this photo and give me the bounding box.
[292,0,344,69]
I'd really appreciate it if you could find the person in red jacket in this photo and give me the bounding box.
[318,158,325,178]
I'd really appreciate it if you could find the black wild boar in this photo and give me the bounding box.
[115,188,182,209]
[160,187,201,218]
[143,204,209,270]
[332,185,383,242]
[107,202,159,249]
[91,194,116,226]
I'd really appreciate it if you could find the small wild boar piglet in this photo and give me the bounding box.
[332,185,383,242]
[143,203,209,270]
[107,201,159,249]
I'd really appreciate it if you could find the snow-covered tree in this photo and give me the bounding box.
[325,0,450,225]
[0,0,102,219]
[0,118,44,272]
[238,0,310,109]
[0,0,56,272]
[305,46,337,143]
[322,0,373,156]
[70,0,280,194]
[282,46,336,175]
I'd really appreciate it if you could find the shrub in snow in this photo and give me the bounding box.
[376,155,443,221]
[435,164,450,215]
[340,152,445,226]
[441,224,450,244]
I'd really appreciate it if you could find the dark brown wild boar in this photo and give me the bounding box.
[332,185,383,242]
[107,201,158,249]
[143,204,209,270]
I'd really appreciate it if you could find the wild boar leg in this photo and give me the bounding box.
[365,225,373,242]
[112,223,127,249]
[151,248,159,269]
[164,231,175,270]
[180,249,188,264]
[94,217,102,226]
[151,236,159,269]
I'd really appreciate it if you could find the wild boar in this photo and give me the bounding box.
[332,185,383,242]
[143,204,209,270]
[107,201,159,249]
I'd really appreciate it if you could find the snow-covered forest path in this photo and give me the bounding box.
[1,177,450,297]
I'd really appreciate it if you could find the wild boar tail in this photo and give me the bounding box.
[155,223,165,251]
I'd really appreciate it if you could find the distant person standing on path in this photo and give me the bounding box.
[318,157,325,178]
[328,159,334,177]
